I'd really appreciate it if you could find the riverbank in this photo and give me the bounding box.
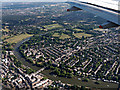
[13,32,51,71]
[42,70,118,89]
[13,36,119,89]
[13,37,40,71]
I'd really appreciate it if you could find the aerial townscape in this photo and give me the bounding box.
[1,2,120,90]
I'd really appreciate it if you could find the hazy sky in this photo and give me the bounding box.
[1,0,67,2]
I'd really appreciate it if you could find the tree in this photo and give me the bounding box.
[26,68,34,74]
[48,60,52,65]
[81,86,86,90]
[68,73,73,78]
[15,61,22,67]
[112,76,118,81]
[50,66,55,70]
[27,58,33,63]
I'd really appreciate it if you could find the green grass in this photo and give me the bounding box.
[74,29,83,32]
[73,33,92,39]
[41,70,118,89]
[59,33,71,39]
[94,28,106,33]
[1,28,10,32]
[2,35,11,40]
[5,34,33,43]
[44,24,63,30]
[52,33,60,37]
[79,20,86,22]
[53,33,71,39]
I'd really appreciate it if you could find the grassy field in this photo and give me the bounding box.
[94,28,104,31]
[1,26,10,32]
[94,28,106,33]
[52,33,60,37]
[53,33,71,39]
[74,29,83,32]
[5,34,33,43]
[1,27,11,40]
[59,33,71,39]
[41,70,118,89]
[79,20,86,22]
[1,28,10,32]
[44,24,63,30]
[73,33,92,39]
[2,35,11,40]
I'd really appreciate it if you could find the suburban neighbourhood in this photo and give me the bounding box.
[1,2,120,90]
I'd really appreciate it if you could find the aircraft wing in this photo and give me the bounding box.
[66,0,120,29]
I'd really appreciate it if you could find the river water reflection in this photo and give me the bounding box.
[13,37,40,71]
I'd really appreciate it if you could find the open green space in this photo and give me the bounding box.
[53,33,71,39]
[2,35,11,40]
[1,26,10,32]
[94,28,106,33]
[1,29,10,32]
[5,34,33,43]
[52,33,60,37]
[74,29,84,32]
[94,28,103,31]
[41,70,118,89]
[79,20,86,22]
[73,33,92,39]
[59,33,71,39]
[44,24,63,30]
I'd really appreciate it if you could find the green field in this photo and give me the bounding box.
[73,33,92,39]
[59,33,71,39]
[74,29,83,32]
[53,33,71,39]
[79,20,86,22]
[44,24,63,30]
[2,35,11,40]
[94,28,106,33]
[52,33,60,37]
[5,34,33,43]
[94,28,103,31]
[1,28,10,32]
[42,70,118,89]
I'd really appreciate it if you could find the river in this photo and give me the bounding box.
[13,32,50,71]
[13,37,40,71]
[13,34,119,89]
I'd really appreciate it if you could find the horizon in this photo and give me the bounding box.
[1,0,67,2]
